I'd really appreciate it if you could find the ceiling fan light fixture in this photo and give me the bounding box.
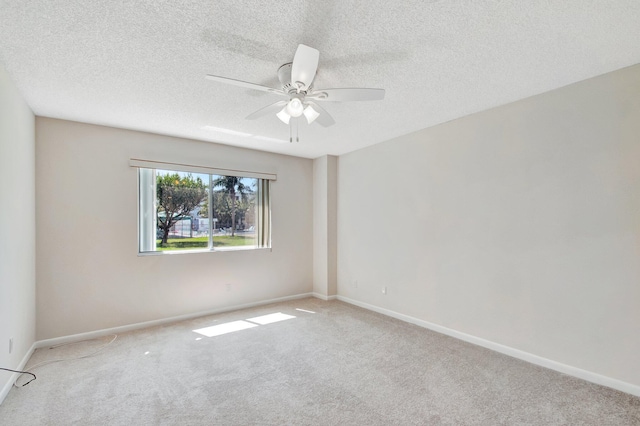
[276,107,291,124]
[303,104,320,124]
[286,98,304,117]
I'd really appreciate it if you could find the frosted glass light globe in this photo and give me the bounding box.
[287,98,304,117]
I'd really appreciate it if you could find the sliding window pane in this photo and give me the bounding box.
[155,170,209,251]
[212,176,258,249]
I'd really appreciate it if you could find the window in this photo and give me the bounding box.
[135,163,272,254]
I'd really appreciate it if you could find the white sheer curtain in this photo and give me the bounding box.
[138,168,156,252]
[257,179,271,248]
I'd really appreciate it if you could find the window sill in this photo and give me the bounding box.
[137,246,271,256]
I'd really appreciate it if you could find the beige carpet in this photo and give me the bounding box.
[1,298,638,425]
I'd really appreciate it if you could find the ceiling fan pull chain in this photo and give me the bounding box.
[296,118,300,143]
[289,120,293,143]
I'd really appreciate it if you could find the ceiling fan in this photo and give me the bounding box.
[205,44,385,141]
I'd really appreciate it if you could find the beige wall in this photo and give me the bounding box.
[312,155,337,297]
[0,67,36,396]
[337,64,640,387]
[36,118,313,340]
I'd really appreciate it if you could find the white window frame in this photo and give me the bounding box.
[131,159,274,255]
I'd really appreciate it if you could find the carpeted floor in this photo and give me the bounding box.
[1,298,639,425]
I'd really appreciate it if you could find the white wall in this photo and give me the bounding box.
[0,67,36,397]
[36,118,313,340]
[338,64,640,387]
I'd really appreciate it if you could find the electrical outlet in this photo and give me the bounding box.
[382,286,387,295]
[353,280,358,288]
[226,283,232,291]
[9,338,13,354]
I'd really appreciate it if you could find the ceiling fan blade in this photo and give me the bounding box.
[306,102,335,127]
[308,88,385,102]
[205,75,287,97]
[245,100,288,120]
[291,44,319,90]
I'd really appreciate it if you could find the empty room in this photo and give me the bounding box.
[1,1,639,424]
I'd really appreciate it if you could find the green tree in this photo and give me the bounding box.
[156,173,207,245]
[212,176,251,237]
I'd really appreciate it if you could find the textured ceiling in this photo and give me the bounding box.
[1,1,639,159]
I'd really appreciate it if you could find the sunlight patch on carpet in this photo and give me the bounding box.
[193,320,258,337]
[246,312,296,325]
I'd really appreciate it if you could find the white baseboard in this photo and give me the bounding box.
[0,342,36,406]
[337,295,640,397]
[37,293,314,349]
[312,292,337,301]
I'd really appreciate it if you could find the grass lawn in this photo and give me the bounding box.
[156,235,256,251]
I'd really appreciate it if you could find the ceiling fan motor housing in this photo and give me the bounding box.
[278,62,313,94]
